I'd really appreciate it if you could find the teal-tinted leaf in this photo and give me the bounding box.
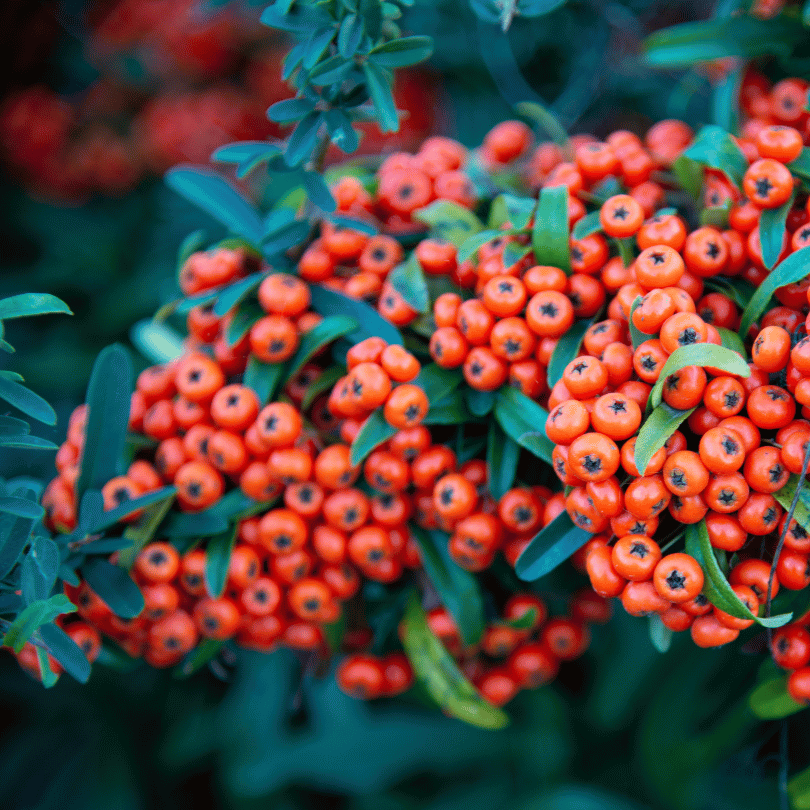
[413,200,483,247]
[750,677,805,720]
[2,593,75,653]
[326,212,378,235]
[205,525,238,598]
[759,193,793,271]
[350,409,396,467]
[704,275,757,309]
[685,520,791,628]
[0,376,55,425]
[302,28,336,70]
[86,487,176,535]
[547,315,596,389]
[225,302,262,347]
[388,254,428,313]
[514,100,569,148]
[712,66,741,135]
[310,284,403,345]
[243,357,284,405]
[423,392,469,425]
[309,56,354,86]
[82,558,145,619]
[739,247,810,337]
[36,646,59,687]
[32,535,59,586]
[0,497,43,520]
[0,414,29,436]
[363,61,399,132]
[262,218,311,256]
[789,148,810,182]
[302,171,337,212]
[400,594,508,729]
[285,111,322,166]
[648,614,672,653]
[75,344,132,502]
[572,211,602,240]
[495,607,538,631]
[38,623,91,683]
[634,403,694,476]
[649,343,749,410]
[487,423,519,501]
[161,509,229,539]
[515,510,592,581]
[369,35,433,68]
[267,97,316,124]
[325,109,360,153]
[0,509,35,579]
[0,370,25,383]
[0,434,58,451]
[644,15,804,68]
[166,167,264,244]
[494,387,553,463]
[302,364,343,411]
[212,142,282,178]
[410,527,485,646]
[133,320,186,364]
[465,388,495,417]
[628,296,646,350]
[282,314,357,386]
[21,553,48,604]
[338,13,364,57]
[414,364,463,404]
[177,229,207,270]
[0,293,71,320]
[457,228,518,264]
[532,185,570,273]
[212,273,264,317]
[681,125,747,189]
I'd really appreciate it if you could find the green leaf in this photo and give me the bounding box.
[628,296,646,351]
[738,247,810,338]
[681,125,747,189]
[759,193,793,271]
[75,344,132,503]
[465,388,495,417]
[0,434,58,451]
[267,98,316,124]
[572,211,602,240]
[644,15,804,68]
[388,254,429,313]
[86,487,176,535]
[0,414,29,436]
[0,497,43,520]
[634,403,694,476]
[369,35,433,68]
[700,203,730,230]
[711,66,741,135]
[487,423,519,501]
[495,607,538,631]
[532,185,570,273]
[716,327,745,356]
[174,638,225,679]
[302,171,337,212]
[413,201,484,247]
[118,493,177,568]
[36,646,59,687]
[414,364,463,404]
[282,314,358,385]
[750,677,805,720]
[515,510,592,582]
[773,474,810,535]
[789,762,810,809]
[262,218,311,256]
[704,276,757,309]
[310,284,403,345]
[363,61,399,132]
[302,27,336,70]
[302,364,344,411]
[649,343,749,410]
[648,614,672,654]
[400,594,509,729]
[685,520,791,628]
[131,319,185,364]
[225,303,262,347]
[514,100,569,148]
[494,387,553,464]
[285,111,322,166]
[165,168,264,245]
[338,13,364,57]
[0,376,56,425]
[0,293,71,320]
[789,148,810,182]
[161,510,229,539]
[457,228,519,264]
[243,357,284,405]
[177,229,207,270]
[410,527,485,647]
[212,272,264,317]
[205,525,238,599]
[81,559,145,619]
[38,623,91,683]
[2,594,75,653]
[672,154,703,201]
[350,409,396,467]
[547,315,596,390]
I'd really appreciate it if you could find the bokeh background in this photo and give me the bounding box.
[2,1,807,808]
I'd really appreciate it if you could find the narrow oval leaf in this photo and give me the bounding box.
[513,100,569,148]
[0,497,43,520]
[628,296,646,350]
[38,623,91,683]
[0,376,56,425]
[413,201,484,247]
[572,211,602,240]
[75,344,132,502]
[410,526,485,647]
[649,343,749,410]
[400,593,509,729]
[310,284,403,345]
[716,327,745,355]
[363,61,399,133]
[212,273,264,317]
[681,125,747,188]
[634,403,694,476]
[0,294,71,320]
[739,246,810,337]
[205,525,238,599]
[131,320,185,364]
[87,487,176,535]
[350,410,396,467]
[759,194,793,270]
[532,186,570,273]
[243,357,284,405]
[493,387,553,464]
[282,315,358,385]
[369,35,433,68]
[789,762,810,810]
[685,520,791,627]
[388,255,429,313]
[487,423,519,502]
[515,510,592,581]
[750,677,805,720]
[773,474,810,534]
[175,638,225,679]
[547,315,596,389]
[465,388,495,417]
[81,558,145,619]
[648,614,673,654]
[414,364,463,404]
